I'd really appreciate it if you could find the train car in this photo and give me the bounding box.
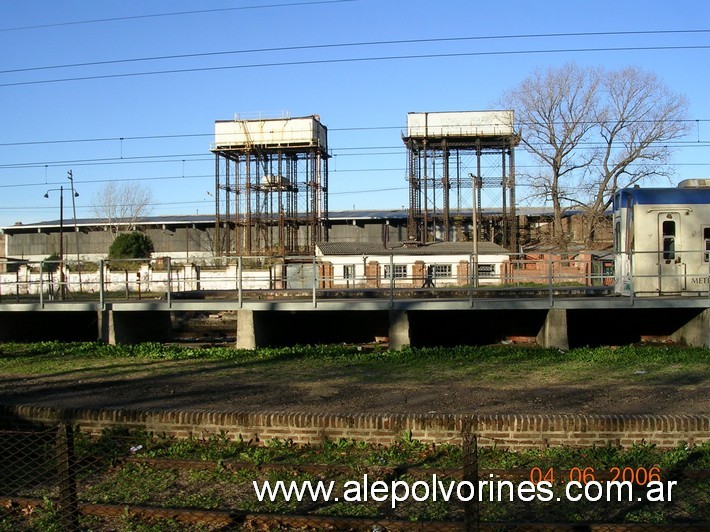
[614,179,710,296]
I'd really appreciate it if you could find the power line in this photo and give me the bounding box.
[0,1,356,32]
[0,153,209,169]
[0,199,214,211]
[0,119,707,149]
[3,29,708,75]
[1,141,708,172]
[1,157,708,197]
[0,133,212,148]
[0,173,214,190]
[2,44,709,88]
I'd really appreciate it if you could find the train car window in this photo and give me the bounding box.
[663,221,676,260]
[704,228,710,262]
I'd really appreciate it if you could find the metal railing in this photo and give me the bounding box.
[2,250,709,309]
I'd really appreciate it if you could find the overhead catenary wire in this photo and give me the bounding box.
[2,29,708,76]
[0,0,357,32]
[0,138,707,171]
[2,44,710,88]
[0,117,707,149]
[1,14,707,223]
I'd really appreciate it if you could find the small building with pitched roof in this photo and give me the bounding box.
[315,241,510,289]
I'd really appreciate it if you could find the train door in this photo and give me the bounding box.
[613,200,634,295]
[657,212,685,293]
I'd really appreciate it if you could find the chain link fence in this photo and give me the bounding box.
[1,423,707,531]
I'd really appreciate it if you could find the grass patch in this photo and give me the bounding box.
[0,342,707,389]
[3,428,707,528]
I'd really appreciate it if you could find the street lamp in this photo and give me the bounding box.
[67,170,82,290]
[44,185,79,299]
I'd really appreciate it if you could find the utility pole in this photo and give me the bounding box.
[67,170,82,291]
[59,187,64,299]
[45,184,79,300]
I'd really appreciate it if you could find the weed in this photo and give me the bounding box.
[84,463,178,505]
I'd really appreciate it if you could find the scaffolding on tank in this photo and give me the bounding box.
[211,114,329,256]
[402,111,520,249]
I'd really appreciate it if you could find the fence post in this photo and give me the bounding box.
[39,263,45,308]
[238,256,243,308]
[469,254,474,308]
[166,257,172,308]
[55,423,79,531]
[389,253,394,308]
[462,430,479,531]
[99,259,105,308]
[548,254,554,306]
[312,255,317,308]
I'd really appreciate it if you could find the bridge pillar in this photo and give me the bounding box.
[236,309,270,349]
[98,310,173,345]
[671,308,710,347]
[389,310,411,349]
[536,308,569,350]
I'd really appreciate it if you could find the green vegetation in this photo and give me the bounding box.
[0,342,707,387]
[0,342,707,528]
[1,427,707,529]
[108,231,155,266]
[41,252,61,273]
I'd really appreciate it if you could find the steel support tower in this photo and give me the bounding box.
[403,111,520,249]
[211,115,329,256]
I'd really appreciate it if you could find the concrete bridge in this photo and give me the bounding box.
[1,292,709,350]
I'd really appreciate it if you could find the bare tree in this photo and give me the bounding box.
[500,63,600,246]
[581,67,691,245]
[92,181,153,237]
[501,63,690,248]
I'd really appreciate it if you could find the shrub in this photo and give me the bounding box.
[108,232,154,269]
[41,252,60,273]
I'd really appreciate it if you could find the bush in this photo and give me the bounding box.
[41,252,60,273]
[108,232,154,262]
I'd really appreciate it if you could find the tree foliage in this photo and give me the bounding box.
[500,63,690,247]
[108,231,154,260]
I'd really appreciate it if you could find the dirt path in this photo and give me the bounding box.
[0,358,706,415]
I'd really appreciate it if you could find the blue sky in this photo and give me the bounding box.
[1,0,708,227]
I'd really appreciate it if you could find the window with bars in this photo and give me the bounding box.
[433,264,452,278]
[383,264,407,279]
[477,264,495,277]
[343,264,356,279]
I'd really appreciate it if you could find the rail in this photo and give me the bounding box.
[1,249,709,309]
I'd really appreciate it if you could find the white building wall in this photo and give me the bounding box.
[321,253,507,287]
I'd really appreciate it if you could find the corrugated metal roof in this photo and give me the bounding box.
[3,214,217,233]
[328,209,408,220]
[3,206,580,233]
[317,241,509,256]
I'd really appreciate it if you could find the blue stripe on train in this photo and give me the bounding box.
[614,188,710,210]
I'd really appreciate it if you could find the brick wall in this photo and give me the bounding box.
[412,261,426,287]
[319,262,334,289]
[365,261,380,288]
[1,405,706,449]
[457,260,469,285]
